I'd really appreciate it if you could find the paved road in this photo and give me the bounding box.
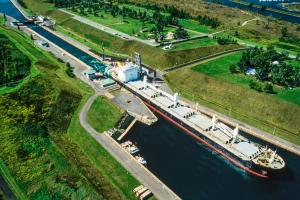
[80,93,181,200]
[59,9,159,47]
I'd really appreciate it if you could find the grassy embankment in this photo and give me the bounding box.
[0,23,143,199]
[22,0,242,70]
[59,18,241,70]
[87,97,123,133]
[64,7,200,40]
[164,52,300,145]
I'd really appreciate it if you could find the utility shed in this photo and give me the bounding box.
[84,69,96,80]
[100,78,115,87]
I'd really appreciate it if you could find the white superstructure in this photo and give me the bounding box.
[117,62,139,82]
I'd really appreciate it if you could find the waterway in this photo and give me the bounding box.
[206,0,300,23]
[1,0,300,200]
[123,115,300,200]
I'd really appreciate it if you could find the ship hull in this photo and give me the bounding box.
[113,78,284,178]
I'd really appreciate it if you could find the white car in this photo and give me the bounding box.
[101,28,106,31]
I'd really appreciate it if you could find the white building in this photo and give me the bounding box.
[117,63,139,82]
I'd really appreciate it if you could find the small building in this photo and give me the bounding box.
[38,40,49,47]
[100,78,115,87]
[37,15,45,22]
[84,69,96,80]
[246,68,256,76]
[117,63,139,82]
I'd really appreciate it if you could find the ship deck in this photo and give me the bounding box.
[123,80,261,161]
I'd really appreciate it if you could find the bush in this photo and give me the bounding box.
[65,62,75,78]
[249,79,262,92]
[263,83,274,93]
[229,64,239,73]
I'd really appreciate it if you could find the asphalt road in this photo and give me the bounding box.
[80,93,181,200]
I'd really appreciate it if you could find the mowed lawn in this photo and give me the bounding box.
[171,37,218,51]
[192,52,300,106]
[87,96,123,133]
[65,8,199,40]
[178,19,215,34]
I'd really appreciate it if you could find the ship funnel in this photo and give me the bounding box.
[173,93,178,107]
[232,126,239,143]
[212,115,217,130]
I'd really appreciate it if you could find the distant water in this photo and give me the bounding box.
[206,0,300,23]
[123,115,300,200]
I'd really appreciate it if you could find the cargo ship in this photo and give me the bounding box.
[109,62,285,178]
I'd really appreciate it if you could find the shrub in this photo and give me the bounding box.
[263,83,274,93]
[229,64,239,73]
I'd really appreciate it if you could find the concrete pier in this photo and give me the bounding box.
[118,118,138,141]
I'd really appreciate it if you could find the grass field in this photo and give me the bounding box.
[0,24,147,199]
[164,56,300,145]
[178,19,215,34]
[59,18,241,70]
[54,24,129,58]
[191,52,300,106]
[171,37,218,51]
[21,0,242,70]
[87,96,123,133]
[65,8,199,40]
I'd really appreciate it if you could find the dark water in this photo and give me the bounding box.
[207,0,300,23]
[1,0,300,199]
[124,115,300,200]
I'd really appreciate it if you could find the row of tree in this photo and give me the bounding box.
[237,46,300,87]
[0,34,31,85]
[213,35,238,45]
[53,0,220,29]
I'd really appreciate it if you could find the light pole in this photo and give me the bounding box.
[273,127,276,135]
[196,103,199,111]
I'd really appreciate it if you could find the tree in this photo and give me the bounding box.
[296,53,300,61]
[261,5,267,12]
[229,64,238,74]
[263,83,274,93]
[248,3,253,10]
[281,27,288,37]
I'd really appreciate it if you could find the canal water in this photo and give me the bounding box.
[1,0,300,199]
[123,115,300,200]
[206,0,300,23]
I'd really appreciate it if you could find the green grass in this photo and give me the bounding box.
[0,24,148,199]
[58,18,241,70]
[164,60,300,145]
[171,37,218,51]
[192,52,300,106]
[215,32,299,56]
[54,24,129,58]
[65,8,199,40]
[178,19,215,34]
[87,96,123,133]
